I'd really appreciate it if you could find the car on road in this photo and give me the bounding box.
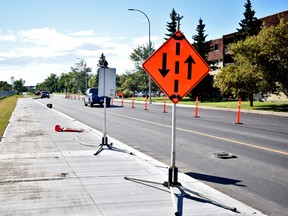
[138,91,148,97]
[40,91,50,98]
[84,87,111,107]
[130,91,138,97]
[138,91,156,97]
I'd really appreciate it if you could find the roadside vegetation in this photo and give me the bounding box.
[187,100,288,112]
[32,1,287,109]
[0,95,22,139]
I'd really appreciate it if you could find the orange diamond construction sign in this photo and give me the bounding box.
[143,31,210,104]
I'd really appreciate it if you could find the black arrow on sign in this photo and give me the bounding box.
[158,53,170,78]
[185,55,195,80]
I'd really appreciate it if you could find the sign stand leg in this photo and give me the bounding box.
[94,97,113,156]
[81,97,131,155]
[124,102,236,214]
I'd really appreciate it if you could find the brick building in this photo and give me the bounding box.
[208,10,288,75]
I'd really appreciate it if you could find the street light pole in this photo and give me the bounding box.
[128,8,152,104]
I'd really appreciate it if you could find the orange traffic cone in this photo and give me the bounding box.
[55,125,84,132]
[235,98,243,124]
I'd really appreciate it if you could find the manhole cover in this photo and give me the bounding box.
[213,152,237,159]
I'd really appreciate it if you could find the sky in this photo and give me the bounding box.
[0,0,287,86]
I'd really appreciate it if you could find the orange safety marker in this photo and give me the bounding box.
[144,97,148,110]
[194,96,200,118]
[235,98,243,124]
[163,96,167,113]
[121,96,124,107]
[132,95,135,108]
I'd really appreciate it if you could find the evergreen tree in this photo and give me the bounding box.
[192,18,211,59]
[165,8,178,40]
[96,53,108,90]
[97,53,108,68]
[237,0,262,40]
[190,18,214,100]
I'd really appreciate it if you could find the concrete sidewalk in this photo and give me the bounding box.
[0,98,266,216]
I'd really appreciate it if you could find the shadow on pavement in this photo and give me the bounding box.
[185,172,246,187]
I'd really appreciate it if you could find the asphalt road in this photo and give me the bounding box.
[40,95,288,216]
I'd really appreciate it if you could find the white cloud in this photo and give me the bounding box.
[0,27,136,85]
[0,27,166,86]
[69,30,96,36]
[19,28,78,53]
[0,34,16,42]
[132,35,160,46]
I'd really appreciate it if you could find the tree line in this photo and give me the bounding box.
[2,0,287,106]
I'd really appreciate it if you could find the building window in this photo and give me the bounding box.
[224,45,230,54]
[214,44,219,51]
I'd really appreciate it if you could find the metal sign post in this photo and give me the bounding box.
[168,103,179,186]
[125,29,237,214]
[94,61,113,156]
[171,103,176,168]
[103,66,107,144]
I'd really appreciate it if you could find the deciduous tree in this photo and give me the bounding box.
[13,79,26,94]
[117,44,157,94]
[215,18,288,106]
[257,18,288,96]
[0,81,12,91]
[71,59,92,93]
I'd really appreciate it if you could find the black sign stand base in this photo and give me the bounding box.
[94,136,113,156]
[125,165,237,215]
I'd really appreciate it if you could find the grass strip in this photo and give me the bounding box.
[127,97,288,112]
[0,95,22,139]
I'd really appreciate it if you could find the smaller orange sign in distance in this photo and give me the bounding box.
[143,31,210,104]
